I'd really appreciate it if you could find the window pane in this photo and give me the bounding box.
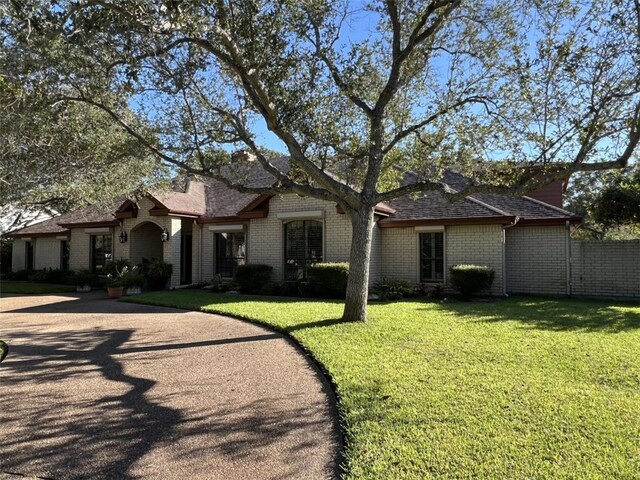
[92,235,112,273]
[420,232,444,282]
[285,220,323,281]
[215,232,245,277]
[285,221,305,281]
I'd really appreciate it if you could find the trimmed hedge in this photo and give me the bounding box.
[449,264,495,300]
[234,264,273,293]
[308,262,349,298]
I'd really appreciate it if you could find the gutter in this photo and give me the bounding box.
[501,216,521,297]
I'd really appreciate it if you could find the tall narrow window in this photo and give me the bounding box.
[420,232,444,282]
[284,220,323,281]
[215,232,245,277]
[25,241,34,271]
[91,235,112,273]
[60,240,70,271]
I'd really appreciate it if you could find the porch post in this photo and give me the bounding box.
[163,216,182,288]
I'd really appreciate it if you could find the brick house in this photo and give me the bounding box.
[6,159,584,296]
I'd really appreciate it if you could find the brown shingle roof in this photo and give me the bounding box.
[7,158,579,236]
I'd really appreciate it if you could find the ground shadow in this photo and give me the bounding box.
[434,297,640,333]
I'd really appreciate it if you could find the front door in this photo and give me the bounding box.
[180,234,192,284]
[25,241,34,271]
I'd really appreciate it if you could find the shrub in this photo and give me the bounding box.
[372,278,414,301]
[10,269,31,281]
[448,264,495,300]
[259,281,283,296]
[308,262,349,298]
[139,258,173,291]
[415,282,445,300]
[234,264,273,293]
[72,270,100,287]
[30,268,75,285]
[103,259,132,278]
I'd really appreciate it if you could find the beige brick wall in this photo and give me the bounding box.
[505,225,568,296]
[370,224,382,282]
[69,228,114,271]
[248,195,354,281]
[191,222,202,283]
[380,227,418,284]
[163,217,182,287]
[571,240,640,300]
[200,226,215,283]
[446,224,504,295]
[380,224,504,295]
[11,239,26,271]
[34,237,63,270]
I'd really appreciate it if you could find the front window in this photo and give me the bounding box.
[215,232,246,277]
[420,232,444,282]
[91,234,112,273]
[284,220,323,281]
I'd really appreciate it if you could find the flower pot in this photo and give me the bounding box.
[107,286,124,299]
[125,286,142,296]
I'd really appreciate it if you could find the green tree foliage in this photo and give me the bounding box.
[2,1,639,320]
[566,167,640,239]
[0,57,168,211]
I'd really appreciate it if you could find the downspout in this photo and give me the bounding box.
[199,220,203,283]
[565,220,572,297]
[502,216,520,297]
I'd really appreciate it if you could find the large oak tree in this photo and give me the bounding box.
[3,0,639,321]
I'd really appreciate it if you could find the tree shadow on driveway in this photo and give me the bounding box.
[0,326,339,479]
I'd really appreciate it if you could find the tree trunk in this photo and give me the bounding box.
[342,206,376,322]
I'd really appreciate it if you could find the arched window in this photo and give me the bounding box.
[284,220,323,281]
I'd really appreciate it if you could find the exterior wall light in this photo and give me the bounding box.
[119,230,128,243]
[160,228,170,242]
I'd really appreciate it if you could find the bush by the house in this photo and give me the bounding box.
[9,269,32,281]
[234,264,273,293]
[449,264,495,300]
[308,262,349,298]
[415,282,445,300]
[138,258,173,291]
[72,270,100,288]
[372,278,414,301]
[30,268,76,285]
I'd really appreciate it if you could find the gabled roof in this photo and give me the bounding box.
[378,169,579,227]
[5,157,580,237]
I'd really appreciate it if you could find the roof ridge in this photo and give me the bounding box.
[521,195,574,215]
[465,195,511,216]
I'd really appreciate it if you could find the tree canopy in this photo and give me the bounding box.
[566,167,640,239]
[2,0,639,320]
[0,45,168,211]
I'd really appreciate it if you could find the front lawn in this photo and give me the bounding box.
[0,281,76,295]
[123,291,640,479]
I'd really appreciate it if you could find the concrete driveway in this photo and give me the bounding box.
[0,292,341,480]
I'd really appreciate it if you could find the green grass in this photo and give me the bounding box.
[0,281,76,294]
[123,291,640,479]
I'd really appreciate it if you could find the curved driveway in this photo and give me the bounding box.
[0,292,340,480]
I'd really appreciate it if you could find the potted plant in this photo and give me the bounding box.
[107,279,124,298]
[73,270,95,292]
[106,262,131,299]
